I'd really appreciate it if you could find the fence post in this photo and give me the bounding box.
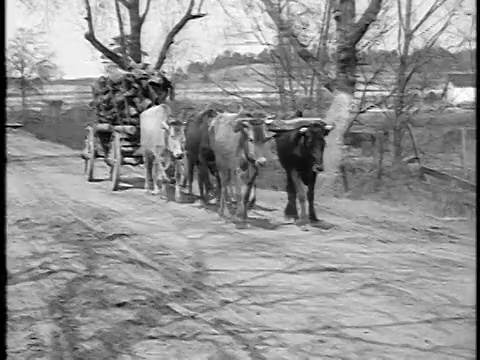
[460,127,467,178]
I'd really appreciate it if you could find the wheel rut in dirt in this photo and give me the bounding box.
[7,131,476,360]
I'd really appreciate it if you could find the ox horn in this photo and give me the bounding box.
[324,123,335,131]
[299,127,308,133]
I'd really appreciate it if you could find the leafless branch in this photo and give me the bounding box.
[114,0,127,59]
[247,65,278,90]
[208,77,269,108]
[197,0,205,13]
[350,0,384,45]
[140,0,152,24]
[154,0,207,69]
[410,0,448,35]
[259,0,318,64]
[83,0,129,69]
[118,0,132,9]
[402,2,459,96]
[346,56,391,132]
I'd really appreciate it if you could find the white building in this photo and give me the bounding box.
[443,72,476,106]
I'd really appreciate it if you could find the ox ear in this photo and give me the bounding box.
[233,120,248,133]
[324,123,334,136]
[298,127,308,135]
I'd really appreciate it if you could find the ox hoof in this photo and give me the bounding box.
[285,215,298,223]
[295,218,309,227]
[235,222,248,230]
[219,212,231,220]
[310,219,334,230]
[299,224,310,232]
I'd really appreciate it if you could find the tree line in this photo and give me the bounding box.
[181,47,475,77]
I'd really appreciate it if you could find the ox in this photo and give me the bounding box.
[140,103,185,201]
[183,107,220,203]
[209,111,270,228]
[267,119,334,227]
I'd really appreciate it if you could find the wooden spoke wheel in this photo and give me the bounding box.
[110,131,122,191]
[84,126,95,182]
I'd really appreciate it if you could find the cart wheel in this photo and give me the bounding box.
[111,131,122,191]
[85,127,95,182]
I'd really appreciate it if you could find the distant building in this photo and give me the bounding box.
[443,72,476,106]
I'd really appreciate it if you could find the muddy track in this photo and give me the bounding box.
[7,130,476,360]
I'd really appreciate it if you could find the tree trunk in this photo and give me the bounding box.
[321,0,383,194]
[21,81,26,110]
[128,2,143,63]
[20,58,26,110]
[322,0,357,182]
[392,125,403,163]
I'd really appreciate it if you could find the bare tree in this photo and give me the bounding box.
[83,0,207,71]
[6,28,59,110]
[257,0,383,184]
[233,0,335,115]
[385,0,464,164]
[19,0,208,71]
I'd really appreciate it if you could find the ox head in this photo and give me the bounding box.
[295,122,334,172]
[233,117,270,167]
[165,117,186,160]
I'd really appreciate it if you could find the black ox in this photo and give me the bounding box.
[267,119,333,227]
[183,107,220,202]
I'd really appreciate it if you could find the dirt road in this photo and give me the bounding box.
[7,130,476,360]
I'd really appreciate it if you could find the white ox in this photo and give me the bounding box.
[140,104,186,201]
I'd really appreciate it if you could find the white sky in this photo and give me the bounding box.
[6,0,476,79]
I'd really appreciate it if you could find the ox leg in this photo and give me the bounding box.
[284,171,299,221]
[198,157,209,203]
[151,159,161,195]
[218,170,230,218]
[208,161,218,196]
[290,170,308,227]
[144,152,154,192]
[174,161,183,202]
[213,170,221,204]
[187,156,195,195]
[233,169,245,225]
[197,168,205,202]
[247,171,257,210]
[307,171,319,223]
[234,169,255,229]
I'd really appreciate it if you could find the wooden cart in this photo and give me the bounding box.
[82,123,142,191]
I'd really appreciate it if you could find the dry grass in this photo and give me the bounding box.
[8,102,476,219]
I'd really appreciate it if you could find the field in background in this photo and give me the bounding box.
[8,62,450,111]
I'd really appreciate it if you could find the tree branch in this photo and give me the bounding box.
[118,0,132,9]
[411,0,448,35]
[114,0,127,59]
[208,77,268,108]
[83,0,129,69]
[259,0,318,64]
[350,0,384,45]
[399,0,459,104]
[154,0,207,70]
[140,0,152,24]
[247,65,278,90]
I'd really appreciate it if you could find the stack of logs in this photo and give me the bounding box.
[90,64,172,126]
